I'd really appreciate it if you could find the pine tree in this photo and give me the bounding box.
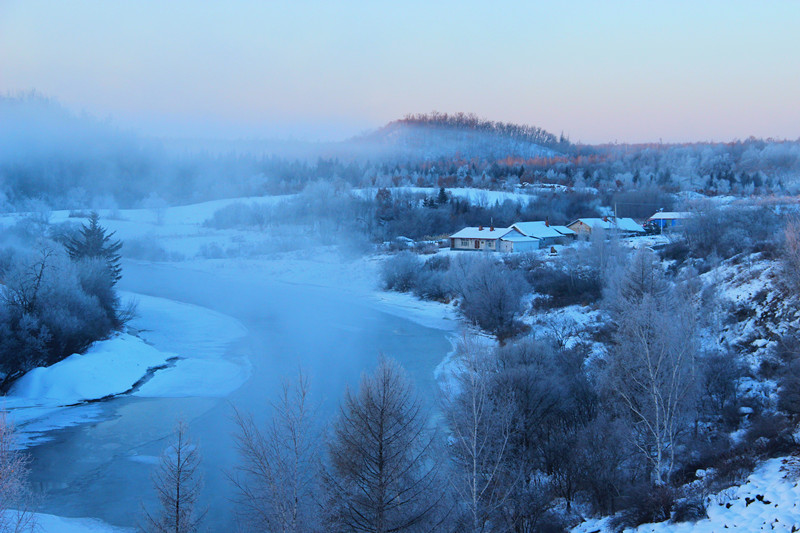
[436,187,449,205]
[65,212,122,284]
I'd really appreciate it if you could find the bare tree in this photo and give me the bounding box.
[604,278,698,485]
[442,335,515,532]
[323,357,449,533]
[142,421,205,533]
[230,372,320,533]
[0,412,35,533]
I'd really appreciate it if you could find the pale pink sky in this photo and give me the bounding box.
[1,0,798,143]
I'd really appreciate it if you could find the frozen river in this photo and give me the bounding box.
[26,260,454,530]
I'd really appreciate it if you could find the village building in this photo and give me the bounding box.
[510,221,566,248]
[449,226,508,251]
[498,228,540,253]
[646,211,691,231]
[550,225,577,240]
[567,217,645,236]
[449,226,538,252]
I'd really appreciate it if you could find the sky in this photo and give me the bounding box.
[1,0,799,144]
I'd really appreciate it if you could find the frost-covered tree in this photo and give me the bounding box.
[65,212,122,284]
[0,247,121,382]
[231,372,320,533]
[450,256,529,341]
[0,412,35,533]
[322,358,449,533]
[603,251,699,485]
[443,336,515,532]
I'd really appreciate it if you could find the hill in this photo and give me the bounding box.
[348,112,569,161]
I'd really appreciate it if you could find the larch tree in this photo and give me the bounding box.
[322,357,449,533]
[142,422,205,533]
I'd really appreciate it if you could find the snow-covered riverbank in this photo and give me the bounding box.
[4,291,249,449]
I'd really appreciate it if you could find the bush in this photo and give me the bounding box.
[124,237,185,262]
[380,252,421,292]
[451,255,529,340]
[744,412,795,455]
[527,263,602,308]
[609,484,675,531]
[204,201,273,229]
[671,495,707,523]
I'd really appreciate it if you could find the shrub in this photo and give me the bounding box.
[124,237,185,262]
[527,263,602,308]
[204,202,273,229]
[380,251,421,292]
[609,484,675,531]
[451,256,529,340]
[671,495,707,524]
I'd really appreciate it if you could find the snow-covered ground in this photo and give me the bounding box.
[574,456,800,533]
[21,513,133,533]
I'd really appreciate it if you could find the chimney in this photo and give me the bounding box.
[545,218,550,227]
[602,216,608,222]
[490,224,494,231]
[479,225,483,231]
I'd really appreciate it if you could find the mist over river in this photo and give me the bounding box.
[26,260,454,530]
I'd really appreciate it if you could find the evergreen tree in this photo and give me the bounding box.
[65,212,122,284]
[436,187,449,205]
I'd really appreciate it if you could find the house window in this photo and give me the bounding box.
[460,239,470,247]
[488,241,495,248]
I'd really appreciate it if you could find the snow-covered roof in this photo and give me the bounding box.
[500,228,538,242]
[510,221,564,240]
[449,226,510,239]
[569,218,645,233]
[647,211,692,221]
[550,225,576,236]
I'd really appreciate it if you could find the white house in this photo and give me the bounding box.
[449,226,538,252]
[449,226,508,252]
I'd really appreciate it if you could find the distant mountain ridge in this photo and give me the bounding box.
[349,112,569,161]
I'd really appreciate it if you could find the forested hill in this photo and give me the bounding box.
[348,112,570,161]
